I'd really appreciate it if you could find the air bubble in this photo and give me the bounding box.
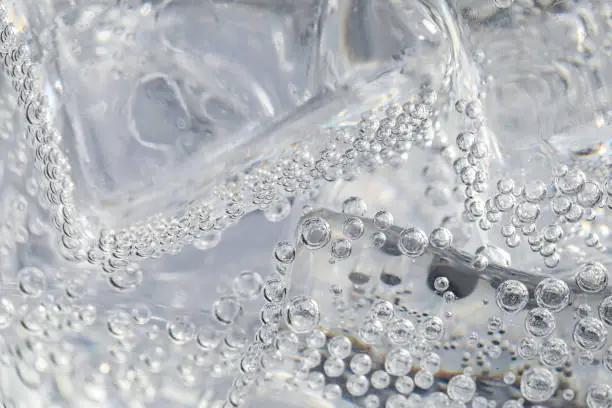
[573,317,607,350]
[429,227,453,249]
[447,374,476,403]
[385,347,413,376]
[525,308,556,337]
[343,217,365,240]
[212,296,243,326]
[274,241,296,264]
[520,367,558,403]
[301,217,331,249]
[599,296,612,325]
[331,238,352,260]
[232,271,263,300]
[18,267,46,298]
[576,262,608,293]
[286,296,320,334]
[398,227,428,257]
[342,196,367,216]
[496,280,529,314]
[373,210,394,230]
[535,278,570,312]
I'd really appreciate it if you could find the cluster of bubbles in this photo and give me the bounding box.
[1,1,612,407]
[215,194,612,407]
[450,95,611,268]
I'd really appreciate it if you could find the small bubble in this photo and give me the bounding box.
[576,262,608,293]
[422,316,445,341]
[520,367,558,403]
[598,296,612,325]
[385,347,413,376]
[306,329,327,349]
[232,271,263,299]
[167,316,196,344]
[286,296,320,334]
[434,276,450,292]
[342,196,367,216]
[586,384,612,408]
[535,278,570,312]
[496,280,529,314]
[18,267,46,298]
[525,307,556,337]
[349,353,372,375]
[573,317,608,350]
[263,279,286,303]
[212,296,243,326]
[371,231,387,248]
[131,304,151,325]
[370,299,394,322]
[328,335,352,359]
[323,357,345,377]
[343,216,365,240]
[264,197,291,222]
[373,210,394,230]
[359,318,385,344]
[387,317,416,345]
[539,338,569,367]
[274,241,296,264]
[555,167,586,195]
[371,370,391,389]
[447,374,476,403]
[503,372,516,385]
[323,384,342,400]
[465,100,482,119]
[331,238,352,260]
[494,0,514,8]
[429,227,453,249]
[301,217,331,249]
[398,227,428,257]
[414,369,434,389]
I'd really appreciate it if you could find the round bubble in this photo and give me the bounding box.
[573,317,608,351]
[599,296,612,326]
[496,280,529,314]
[398,227,428,257]
[301,217,331,249]
[520,367,558,402]
[576,262,608,293]
[447,374,476,403]
[286,296,320,334]
[535,278,570,312]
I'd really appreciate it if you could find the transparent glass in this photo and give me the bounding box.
[0,0,610,408]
